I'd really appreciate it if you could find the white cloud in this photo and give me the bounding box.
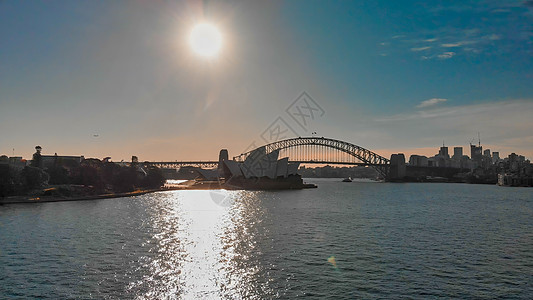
[491,8,511,13]
[463,47,481,54]
[441,42,462,48]
[385,2,532,60]
[438,52,456,59]
[378,100,533,123]
[314,99,533,160]
[372,100,533,159]
[441,40,477,48]
[416,98,448,108]
[411,46,432,51]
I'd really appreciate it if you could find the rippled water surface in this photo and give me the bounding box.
[1,179,533,299]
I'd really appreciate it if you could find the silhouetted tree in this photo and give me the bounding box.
[20,166,48,190]
[47,165,69,185]
[0,164,13,198]
[101,162,120,189]
[113,167,138,192]
[141,166,165,189]
[75,165,100,187]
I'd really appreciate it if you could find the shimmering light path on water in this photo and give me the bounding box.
[1,179,532,298]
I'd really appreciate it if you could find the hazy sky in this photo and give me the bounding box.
[1,0,532,161]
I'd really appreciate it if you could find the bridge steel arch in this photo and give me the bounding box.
[234,137,390,178]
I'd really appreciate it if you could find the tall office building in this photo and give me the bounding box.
[470,144,483,167]
[493,152,500,161]
[470,145,482,159]
[439,146,449,158]
[483,149,492,165]
[453,147,463,159]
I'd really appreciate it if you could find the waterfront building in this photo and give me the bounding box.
[210,148,309,189]
[498,152,533,187]
[197,168,220,180]
[222,160,243,177]
[409,155,428,167]
[275,158,289,177]
[241,148,281,178]
[389,154,406,179]
[222,147,300,179]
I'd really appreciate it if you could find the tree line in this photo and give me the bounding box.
[0,149,165,197]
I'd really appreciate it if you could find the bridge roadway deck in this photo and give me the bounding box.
[146,161,387,168]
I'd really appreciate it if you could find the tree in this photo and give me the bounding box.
[141,166,165,189]
[75,165,100,187]
[20,166,49,190]
[0,164,13,197]
[113,167,138,192]
[47,165,69,185]
[101,161,120,189]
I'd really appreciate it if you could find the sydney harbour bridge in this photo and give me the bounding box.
[147,137,391,178]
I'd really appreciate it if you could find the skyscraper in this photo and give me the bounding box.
[493,152,500,161]
[483,149,492,165]
[471,144,483,167]
[453,147,463,160]
[439,146,449,158]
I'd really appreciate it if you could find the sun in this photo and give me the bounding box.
[189,23,222,58]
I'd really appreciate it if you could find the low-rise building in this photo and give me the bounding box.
[409,155,428,167]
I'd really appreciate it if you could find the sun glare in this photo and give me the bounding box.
[189,23,222,58]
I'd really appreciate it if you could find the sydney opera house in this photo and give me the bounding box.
[196,147,315,189]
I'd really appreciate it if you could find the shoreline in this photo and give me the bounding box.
[0,179,318,205]
[0,189,163,205]
[2,179,528,205]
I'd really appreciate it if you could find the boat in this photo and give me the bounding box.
[342,177,352,182]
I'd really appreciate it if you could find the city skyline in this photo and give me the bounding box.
[2,1,532,161]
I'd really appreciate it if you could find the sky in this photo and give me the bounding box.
[1,0,532,161]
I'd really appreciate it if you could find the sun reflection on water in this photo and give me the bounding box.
[129,190,271,299]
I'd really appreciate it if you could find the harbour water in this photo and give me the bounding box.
[1,179,532,299]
